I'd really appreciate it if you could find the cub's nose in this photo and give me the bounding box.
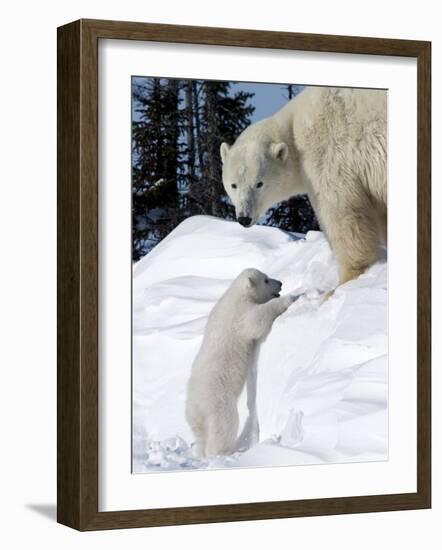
[238,216,252,227]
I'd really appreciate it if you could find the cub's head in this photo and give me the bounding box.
[238,268,282,304]
[220,123,292,227]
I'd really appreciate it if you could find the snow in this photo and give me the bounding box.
[132,215,388,473]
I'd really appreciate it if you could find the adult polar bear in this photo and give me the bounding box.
[221,86,387,292]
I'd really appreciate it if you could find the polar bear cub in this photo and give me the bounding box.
[185,268,296,457]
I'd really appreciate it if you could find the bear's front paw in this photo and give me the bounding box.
[320,288,335,303]
[280,293,299,310]
[285,293,303,307]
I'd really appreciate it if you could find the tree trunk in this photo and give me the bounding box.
[193,81,204,177]
[287,84,293,100]
[184,80,196,214]
[185,80,196,183]
[163,78,180,209]
[204,81,220,216]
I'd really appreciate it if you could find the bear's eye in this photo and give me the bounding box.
[231,183,237,189]
[265,278,269,284]
[256,181,264,189]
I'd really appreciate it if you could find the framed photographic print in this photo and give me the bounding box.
[57,19,431,530]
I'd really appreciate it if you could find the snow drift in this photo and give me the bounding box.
[132,215,388,473]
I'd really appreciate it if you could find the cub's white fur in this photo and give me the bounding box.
[185,268,295,457]
[221,86,387,290]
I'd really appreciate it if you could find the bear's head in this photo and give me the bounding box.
[220,122,296,228]
[238,268,282,304]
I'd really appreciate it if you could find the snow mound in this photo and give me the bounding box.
[133,215,388,473]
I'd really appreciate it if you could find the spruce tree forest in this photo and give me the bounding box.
[132,78,318,261]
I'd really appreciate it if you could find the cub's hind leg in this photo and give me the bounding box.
[186,405,208,458]
[205,401,239,457]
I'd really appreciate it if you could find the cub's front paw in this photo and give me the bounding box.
[288,293,303,305]
[281,293,299,310]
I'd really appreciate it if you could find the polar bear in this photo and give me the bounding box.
[185,268,296,457]
[220,86,387,292]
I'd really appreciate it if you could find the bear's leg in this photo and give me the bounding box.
[236,361,260,451]
[324,205,380,291]
[186,406,208,457]
[205,402,239,457]
[191,417,208,458]
[246,294,296,340]
[376,207,388,247]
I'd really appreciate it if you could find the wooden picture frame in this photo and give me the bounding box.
[57,18,431,531]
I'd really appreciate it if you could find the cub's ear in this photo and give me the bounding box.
[270,142,288,162]
[220,142,231,164]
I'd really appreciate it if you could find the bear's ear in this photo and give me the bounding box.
[271,142,288,162]
[246,276,256,290]
[220,142,230,164]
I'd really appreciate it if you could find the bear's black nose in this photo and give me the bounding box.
[238,216,252,227]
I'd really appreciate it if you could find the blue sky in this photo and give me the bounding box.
[132,77,304,124]
[230,81,302,122]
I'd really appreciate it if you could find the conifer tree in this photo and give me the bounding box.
[192,80,255,218]
[132,78,318,260]
[132,78,183,259]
